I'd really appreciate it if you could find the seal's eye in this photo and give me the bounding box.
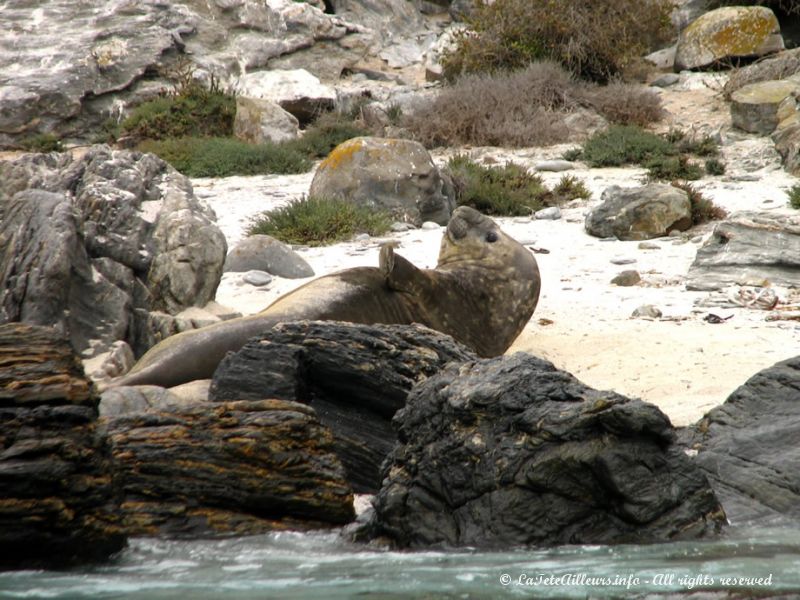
[485,231,499,243]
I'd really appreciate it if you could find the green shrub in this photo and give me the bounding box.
[705,158,726,176]
[121,66,236,142]
[551,174,592,204]
[247,196,391,246]
[20,133,63,153]
[285,110,370,159]
[138,137,311,177]
[581,125,676,167]
[646,155,704,181]
[788,184,800,209]
[403,62,664,148]
[671,182,728,225]
[447,155,562,216]
[440,0,672,83]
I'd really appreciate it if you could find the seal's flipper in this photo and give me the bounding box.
[380,242,425,294]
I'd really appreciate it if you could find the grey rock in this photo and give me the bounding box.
[237,69,337,124]
[773,111,800,175]
[639,241,662,250]
[686,212,800,291]
[242,270,274,287]
[534,160,574,172]
[99,385,183,418]
[611,257,637,265]
[421,221,441,230]
[585,184,692,241]
[309,137,456,226]
[534,206,562,220]
[672,0,715,31]
[224,234,314,279]
[674,6,784,72]
[651,73,681,88]
[679,355,800,524]
[210,321,478,493]
[632,304,663,319]
[391,221,414,232]
[730,79,800,135]
[233,96,300,144]
[611,270,641,286]
[0,146,226,357]
[359,353,725,548]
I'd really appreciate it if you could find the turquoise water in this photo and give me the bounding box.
[2,525,799,599]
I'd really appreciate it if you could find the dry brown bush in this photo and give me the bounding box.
[403,62,664,148]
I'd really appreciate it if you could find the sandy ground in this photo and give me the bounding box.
[189,73,800,428]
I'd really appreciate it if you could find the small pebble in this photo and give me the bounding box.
[638,241,661,250]
[242,270,273,287]
[650,73,680,88]
[421,221,440,230]
[353,233,371,242]
[611,270,641,286]
[611,257,637,265]
[390,222,413,232]
[534,160,574,172]
[632,304,663,319]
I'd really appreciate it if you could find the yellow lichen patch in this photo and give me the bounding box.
[708,11,779,56]
[318,137,366,173]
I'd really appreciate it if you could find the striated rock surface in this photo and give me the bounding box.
[686,212,800,291]
[0,324,126,569]
[362,353,726,549]
[679,355,800,525]
[309,136,456,226]
[585,184,692,241]
[674,6,784,71]
[105,398,354,536]
[210,321,477,493]
[0,146,226,358]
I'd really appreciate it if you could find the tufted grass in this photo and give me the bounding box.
[138,137,311,177]
[447,155,591,216]
[247,196,392,246]
[670,181,728,225]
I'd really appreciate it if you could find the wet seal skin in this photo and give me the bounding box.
[108,206,541,389]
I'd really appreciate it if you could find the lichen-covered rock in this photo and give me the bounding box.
[0,146,226,358]
[585,184,692,241]
[686,212,800,291]
[730,79,800,135]
[0,324,126,569]
[210,321,477,493]
[105,399,354,536]
[234,96,301,144]
[308,136,456,226]
[362,353,726,549]
[674,6,784,71]
[679,355,800,525]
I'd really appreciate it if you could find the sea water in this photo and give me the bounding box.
[2,525,799,599]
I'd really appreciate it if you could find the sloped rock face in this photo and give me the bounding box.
[585,184,692,241]
[679,355,800,525]
[309,136,456,226]
[730,78,800,135]
[0,146,226,358]
[0,324,126,569]
[686,212,800,291]
[105,399,354,536]
[364,354,725,549]
[210,321,477,493]
[675,6,784,71]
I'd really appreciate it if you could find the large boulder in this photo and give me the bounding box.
[730,78,800,135]
[679,355,800,524]
[237,69,338,124]
[105,399,354,536]
[0,324,126,569]
[686,212,800,291]
[360,353,725,549]
[233,96,301,144]
[309,136,456,226]
[674,6,784,71]
[0,146,227,358]
[585,183,692,241]
[209,321,477,493]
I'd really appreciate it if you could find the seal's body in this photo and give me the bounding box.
[109,207,540,388]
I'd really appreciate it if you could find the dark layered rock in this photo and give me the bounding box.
[0,324,126,569]
[679,355,800,525]
[0,147,226,358]
[361,353,725,549]
[686,212,800,291]
[308,137,456,226]
[585,184,692,241]
[105,399,354,536]
[210,321,477,493]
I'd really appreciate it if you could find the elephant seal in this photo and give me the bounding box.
[108,206,540,388]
